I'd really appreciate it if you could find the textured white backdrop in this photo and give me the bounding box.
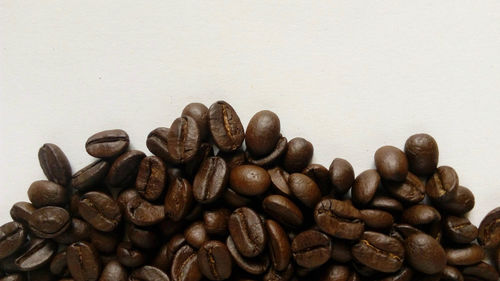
[1,1,499,226]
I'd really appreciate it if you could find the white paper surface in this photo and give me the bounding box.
[1,1,499,227]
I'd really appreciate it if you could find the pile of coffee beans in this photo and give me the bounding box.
[0,100,499,281]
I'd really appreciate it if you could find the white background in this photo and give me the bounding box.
[1,1,499,226]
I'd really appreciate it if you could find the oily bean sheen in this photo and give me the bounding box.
[404,233,446,274]
[98,260,127,281]
[352,169,380,205]
[182,102,210,141]
[135,156,166,201]
[446,244,485,266]
[226,236,270,275]
[116,242,146,268]
[230,165,270,196]
[171,245,202,281]
[314,198,364,240]
[228,207,267,258]
[262,194,304,228]
[318,264,350,281]
[283,137,313,173]
[383,172,425,204]
[38,143,72,186]
[197,240,232,280]
[67,242,100,281]
[401,204,441,226]
[193,156,228,203]
[125,196,165,226]
[245,110,281,157]
[360,209,394,230]
[28,206,70,238]
[426,166,459,201]
[164,177,194,222]
[443,216,478,244]
[79,191,121,232]
[106,150,145,188]
[265,219,291,271]
[478,207,500,248]
[441,266,463,281]
[374,146,408,182]
[15,238,56,271]
[329,158,355,196]
[27,180,67,208]
[167,116,201,164]
[208,101,245,152]
[368,195,404,213]
[404,133,439,177]
[0,222,27,259]
[203,208,231,236]
[288,173,322,208]
[352,231,405,273]
[130,265,170,281]
[184,221,208,249]
[291,230,331,269]
[71,160,110,191]
[85,129,129,158]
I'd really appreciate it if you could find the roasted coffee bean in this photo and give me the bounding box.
[401,204,441,226]
[392,223,423,239]
[54,218,91,244]
[330,239,353,263]
[125,196,164,226]
[182,102,210,141]
[352,231,404,273]
[135,156,166,201]
[226,236,270,275]
[167,116,201,164]
[223,187,252,208]
[462,262,499,281]
[130,265,170,281]
[171,245,202,281]
[317,263,350,281]
[263,263,294,281]
[228,207,267,257]
[164,177,194,222]
[10,201,36,225]
[99,260,127,281]
[426,166,459,201]
[383,172,425,204]
[360,209,394,230]
[208,101,245,152]
[193,156,228,203]
[127,224,160,249]
[203,208,230,236]
[116,242,146,268]
[446,244,484,266]
[441,265,463,281]
[146,127,176,163]
[478,207,500,248]
[230,164,271,196]
[328,158,355,196]
[0,274,24,281]
[28,206,70,238]
[106,150,145,188]
[374,146,408,182]
[404,133,439,177]
[262,194,304,228]
[86,129,129,158]
[246,110,281,157]
[497,247,500,272]
[265,219,291,271]
[268,167,292,196]
[184,142,214,179]
[71,160,110,191]
[283,137,313,173]
[288,173,321,208]
[368,195,404,213]
[184,221,208,249]
[438,185,475,215]
[246,136,288,167]
[25,268,55,281]
[218,149,246,171]
[314,198,364,240]
[291,230,331,269]
[352,169,380,205]
[443,216,478,244]
[0,222,27,259]
[404,233,446,274]
[38,143,72,186]
[197,240,232,280]
[15,238,56,271]
[89,227,119,254]
[79,191,121,232]
[27,180,67,207]
[117,188,140,211]
[377,266,413,281]
[49,250,68,276]
[152,234,185,272]
[302,164,331,195]
[67,242,100,281]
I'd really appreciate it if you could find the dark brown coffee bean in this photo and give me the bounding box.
[85,129,129,158]
[71,160,110,191]
[10,202,36,225]
[134,156,166,201]
[360,209,394,230]
[116,188,140,211]
[164,177,194,222]
[352,169,380,205]
[0,274,24,281]
[182,102,209,141]
[438,185,475,215]
[426,166,459,201]
[208,101,245,152]
[368,195,404,213]
[50,251,68,276]
[314,198,364,240]
[90,228,119,254]
[441,265,463,281]
[246,136,288,167]
[152,234,185,273]
[377,266,413,281]
[228,207,267,258]
[374,146,408,182]
[263,263,294,281]
[283,137,313,173]
[268,167,292,196]
[99,260,127,281]
[302,164,331,196]
[401,204,441,226]
[223,188,252,208]
[193,156,228,203]
[291,230,331,269]
[328,158,355,196]
[478,207,500,249]
[29,206,70,238]
[443,216,478,244]
[497,247,500,272]
[404,233,446,274]
[317,263,350,281]
[265,219,291,271]
[226,236,270,275]
[246,110,281,157]
[462,262,499,281]
[167,116,201,164]
[197,240,232,281]
[184,142,214,180]
[383,172,425,204]
[125,196,164,226]
[26,268,55,281]
[27,180,67,207]
[146,127,176,163]
[127,224,159,249]
[352,231,404,273]
[15,238,56,271]
[404,133,439,177]
[184,221,208,249]
[54,218,91,244]
[39,143,72,186]
[229,165,271,196]
[116,242,145,268]
[288,173,321,208]
[218,149,246,171]
[67,242,101,281]
[129,265,170,281]
[203,208,231,236]
[392,223,423,239]
[330,239,352,263]
[171,245,202,281]
[446,244,484,266]
[106,150,145,188]
[79,191,121,232]
[0,222,27,259]
[262,194,304,228]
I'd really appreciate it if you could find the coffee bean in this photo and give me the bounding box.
[265,219,291,271]
[127,224,160,249]
[223,187,252,209]
[130,265,170,281]
[0,222,27,259]
[89,228,119,254]
[167,116,201,164]
[268,167,292,196]
[0,274,24,281]
[246,136,288,167]
[99,260,127,281]
[262,194,304,228]
[497,247,500,272]
[146,127,176,163]
[283,137,313,173]
[368,195,404,213]
[184,221,208,249]
[374,146,408,182]
[208,101,245,152]
[404,233,446,274]
[446,244,485,266]
[401,204,441,227]
[38,143,72,186]
[441,265,463,281]
[152,234,185,273]
[352,169,380,205]
[171,245,202,281]
[193,156,228,203]
[317,263,350,281]
[404,133,439,177]
[71,160,110,191]
[218,149,246,171]
[360,209,394,230]
[28,206,70,238]
[106,150,145,188]
[135,156,166,201]
[246,110,281,157]
[426,166,459,202]
[164,177,194,222]
[443,216,478,244]
[226,236,270,275]
[26,268,55,281]
[197,240,232,280]
[184,142,214,179]
[302,164,331,196]
[462,262,499,281]
[314,198,364,240]
[27,180,67,207]
[203,208,231,236]
[10,201,36,225]
[352,231,405,273]
[79,191,121,232]
[116,241,146,268]
[53,218,91,244]
[478,207,500,248]
[125,196,165,226]
[383,172,425,204]
[15,238,56,271]
[263,263,294,281]
[377,266,414,281]
[438,185,475,215]
[85,129,129,158]
[392,223,423,239]
[228,207,267,257]
[291,229,331,269]
[182,102,210,141]
[117,188,140,211]
[49,250,68,276]
[328,158,355,196]
[66,242,101,281]
[331,239,353,263]
[230,165,271,196]
[288,173,321,208]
